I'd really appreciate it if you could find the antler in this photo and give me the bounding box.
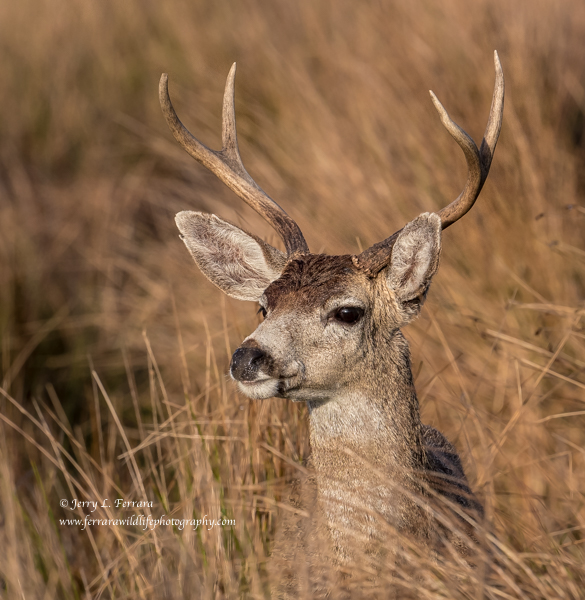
[355,51,505,276]
[159,64,309,256]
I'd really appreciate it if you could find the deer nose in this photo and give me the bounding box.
[230,346,270,382]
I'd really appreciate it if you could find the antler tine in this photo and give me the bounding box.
[159,64,309,256]
[355,51,504,276]
[434,50,504,228]
[479,52,505,182]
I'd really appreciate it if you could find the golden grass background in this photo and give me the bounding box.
[1,0,584,597]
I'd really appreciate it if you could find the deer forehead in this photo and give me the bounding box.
[262,254,372,312]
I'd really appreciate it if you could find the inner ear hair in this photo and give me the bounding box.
[386,212,442,304]
[175,211,287,302]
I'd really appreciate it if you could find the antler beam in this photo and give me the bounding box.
[159,64,309,256]
[355,51,505,276]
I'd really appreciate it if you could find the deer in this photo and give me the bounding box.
[159,53,504,592]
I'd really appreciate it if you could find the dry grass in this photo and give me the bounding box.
[1,0,584,597]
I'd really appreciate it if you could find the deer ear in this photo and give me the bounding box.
[175,211,287,302]
[384,212,441,320]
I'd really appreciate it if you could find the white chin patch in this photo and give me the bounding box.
[237,379,280,400]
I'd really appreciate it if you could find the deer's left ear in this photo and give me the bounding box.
[384,212,441,321]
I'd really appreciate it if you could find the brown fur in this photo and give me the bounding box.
[264,254,358,310]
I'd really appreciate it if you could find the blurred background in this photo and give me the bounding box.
[1,0,584,597]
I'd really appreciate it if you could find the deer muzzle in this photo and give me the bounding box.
[230,345,273,382]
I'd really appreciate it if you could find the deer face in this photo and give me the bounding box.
[176,211,441,402]
[233,254,371,401]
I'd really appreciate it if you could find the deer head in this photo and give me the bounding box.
[161,54,504,404]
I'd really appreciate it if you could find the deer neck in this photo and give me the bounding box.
[305,330,427,534]
[307,330,424,470]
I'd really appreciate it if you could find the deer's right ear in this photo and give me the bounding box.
[384,212,441,322]
[175,211,287,302]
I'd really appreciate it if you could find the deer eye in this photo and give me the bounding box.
[257,306,267,319]
[333,307,364,325]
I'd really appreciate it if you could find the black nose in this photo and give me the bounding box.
[230,346,270,382]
